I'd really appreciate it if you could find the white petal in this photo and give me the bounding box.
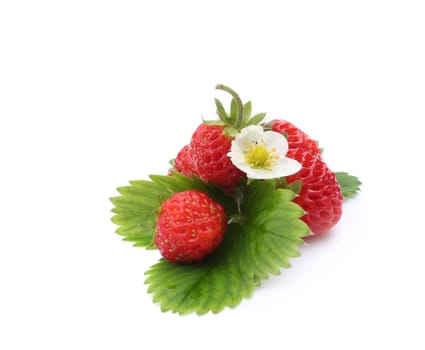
[274,157,302,176]
[242,157,301,179]
[238,125,263,141]
[262,131,288,155]
[232,125,264,154]
[232,161,257,175]
[228,150,245,164]
[228,138,244,161]
[245,168,277,179]
[232,136,248,153]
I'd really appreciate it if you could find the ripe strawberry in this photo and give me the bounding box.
[271,119,321,157]
[285,144,343,235]
[190,124,245,188]
[270,119,341,234]
[155,190,227,264]
[187,84,266,190]
[172,144,198,177]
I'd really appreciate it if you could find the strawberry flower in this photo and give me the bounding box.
[228,125,301,179]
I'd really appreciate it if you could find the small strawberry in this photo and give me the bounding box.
[285,144,343,235]
[172,144,198,177]
[155,190,227,264]
[189,84,267,190]
[270,119,321,157]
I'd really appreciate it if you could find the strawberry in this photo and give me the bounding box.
[172,144,198,177]
[188,84,266,190]
[270,119,341,234]
[155,190,227,264]
[190,124,245,188]
[270,119,321,157]
[285,144,343,235]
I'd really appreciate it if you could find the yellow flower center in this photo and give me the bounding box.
[245,142,279,170]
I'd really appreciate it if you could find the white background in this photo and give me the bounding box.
[1,1,424,349]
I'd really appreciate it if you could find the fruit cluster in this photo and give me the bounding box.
[155,85,344,263]
[111,84,361,314]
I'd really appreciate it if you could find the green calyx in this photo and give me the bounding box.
[203,84,267,137]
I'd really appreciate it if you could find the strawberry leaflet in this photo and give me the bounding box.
[144,179,309,315]
[145,229,255,315]
[237,180,308,281]
[335,172,362,199]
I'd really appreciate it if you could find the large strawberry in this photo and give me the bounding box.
[285,142,343,235]
[270,120,342,234]
[270,119,321,157]
[155,190,227,264]
[188,84,266,190]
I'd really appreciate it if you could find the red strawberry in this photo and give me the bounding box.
[190,124,246,189]
[185,84,266,191]
[285,144,343,235]
[155,190,227,264]
[172,144,198,177]
[271,119,321,157]
[270,119,341,234]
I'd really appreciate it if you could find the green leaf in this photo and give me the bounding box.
[110,173,237,247]
[230,98,238,121]
[276,177,302,194]
[202,119,225,126]
[144,179,309,314]
[246,112,267,126]
[238,180,309,280]
[110,180,163,247]
[286,180,302,194]
[242,101,252,123]
[145,229,256,315]
[335,172,362,199]
[214,98,229,123]
[222,126,239,137]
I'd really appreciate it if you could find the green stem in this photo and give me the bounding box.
[215,84,244,130]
